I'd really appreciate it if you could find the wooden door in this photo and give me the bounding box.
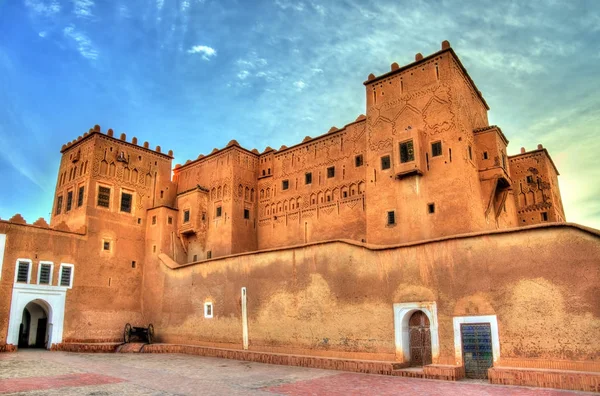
[409,311,432,366]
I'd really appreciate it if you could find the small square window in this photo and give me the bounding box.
[355,154,364,167]
[327,166,335,178]
[39,263,52,285]
[193,255,197,262]
[207,251,212,259]
[381,155,391,170]
[202,212,206,221]
[152,215,157,225]
[77,186,85,207]
[400,140,415,163]
[432,141,442,157]
[66,190,73,212]
[541,212,548,221]
[244,209,250,219]
[131,261,136,268]
[167,216,173,225]
[97,186,110,208]
[183,209,190,223]
[16,261,30,283]
[103,241,111,251]
[305,172,312,185]
[55,196,63,215]
[387,211,395,225]
[153,245,157,253]
[282,180,289,190]
[59,264,73,288]
[204,302,213,318]
[120,192,132,213]
[526,175,534,184]
[137,218,142,224]
[216,206,222,217]
[428,203,435,214]
[483,151,488,160]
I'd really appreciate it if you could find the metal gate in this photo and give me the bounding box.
[409,311,432,366]
[461,323,493,379]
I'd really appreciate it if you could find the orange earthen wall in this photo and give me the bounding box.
[141,225,600,366]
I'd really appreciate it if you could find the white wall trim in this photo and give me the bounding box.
[59,263,75,289]
[14,258,33,284]
[0,234,6,280]
[6,283,68,349]
[393,301,440,363]
[37,261,54,286]
[453,315,501,365]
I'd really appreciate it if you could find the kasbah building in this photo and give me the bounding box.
[0,41,598,392]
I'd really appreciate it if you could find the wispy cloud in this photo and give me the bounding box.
[72,0,94,18]
[24,0,61,16]
[63,25,98,60]
[38,31,47,38]
[293,80,306,90]
[187,45,216,60]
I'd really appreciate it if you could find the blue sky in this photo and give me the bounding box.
[0,0,599,229]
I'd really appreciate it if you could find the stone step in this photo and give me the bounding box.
[116,343,147,353]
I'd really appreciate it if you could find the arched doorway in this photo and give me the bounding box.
[409,310,432,366]
[18,301,49,349]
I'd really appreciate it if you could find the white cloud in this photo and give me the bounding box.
[63,25,98,60]
[38,31,47,38]
[187,45,217,60]
[73,0,94,18]
[24,0,61,17]
[275,0,305,11]
[294,80,306,90]
[238,70,250,80]
[156,0,164,10]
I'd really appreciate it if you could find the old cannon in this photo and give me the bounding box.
[123,323,155,344]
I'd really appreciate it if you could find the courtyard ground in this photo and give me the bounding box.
[0,350,594,395]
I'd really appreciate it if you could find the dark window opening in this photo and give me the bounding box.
[202,212,206,221]
[305,172,312,184]
[381,155,391,170]
[183,210,190,223]
[400,140,415,163]
[60,266,72,287]
[137,218,142,224]
[244,209,250,219]
[541,212,548,221]
[343,191,348,198]
[77,186,84,207]
[327,166,335,178]
[468,145,473,160]
[193,255,197,262]
[216,206,222,217]
[527,175,534,183]
[167,216,173,225]
[282,180,289,190]
[152,245,157,253]
[483,151,488,160]
[355,154,364,167]
[207,251,212,259]
[262,170,266,176]
[152,215,157,225]
[268,168,271,175]
[103,241,110,251]
[16,262,29,283]
[120,192,132,213]
[432,141,442,157]
[39,264,51,284]
[97,186,110,208]
[428,203,435,214]
[160,190,164,199]
[387,211,395,225]
[66,191,73,212]
[131,261,136,268]
[55,196,63,215]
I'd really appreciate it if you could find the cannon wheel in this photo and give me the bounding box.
[147,324,154,344]
[124,323,132,343]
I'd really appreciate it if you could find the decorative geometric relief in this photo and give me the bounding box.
[423,96,454,134]
[392,104,422,134]
[321,206,335,216]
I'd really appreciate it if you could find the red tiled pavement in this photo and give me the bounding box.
[0,373,124,394]
[264,372,582,396]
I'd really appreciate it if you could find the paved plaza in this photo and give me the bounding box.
[0,350,594,395]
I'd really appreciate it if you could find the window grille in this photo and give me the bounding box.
[39,263,52,285]
[98,186,110,208]
[400,140,415,163]
[120,192,132,213]
[16,261,29,283]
